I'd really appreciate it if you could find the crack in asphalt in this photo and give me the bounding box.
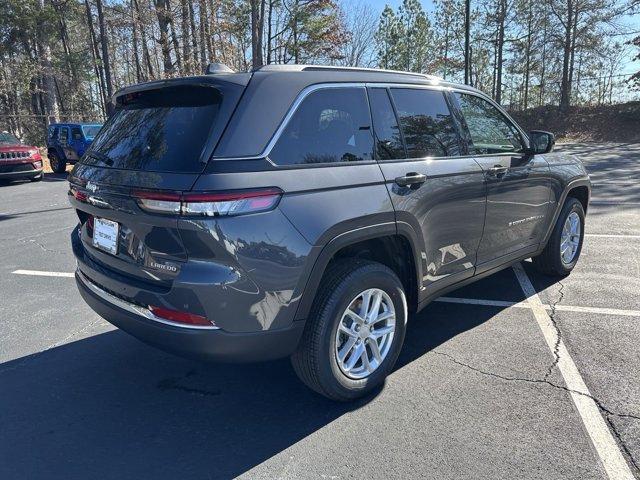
[431,349,640,473]
[157,369,222,397]
[21,238,65,254]
[543,280,565,382]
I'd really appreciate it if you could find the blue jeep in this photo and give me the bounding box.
[47,123,103,173]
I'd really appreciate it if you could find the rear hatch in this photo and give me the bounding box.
[69,75,248,287]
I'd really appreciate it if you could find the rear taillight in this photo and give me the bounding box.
[148,305,214,327]
[133,188,282,217]
[70,186,88,202]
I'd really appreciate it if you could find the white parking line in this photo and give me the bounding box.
[12,270,75,278]
[435,296,640,317]
[585,233,640,239]
[512,263,635,480]
[12,270,640,318]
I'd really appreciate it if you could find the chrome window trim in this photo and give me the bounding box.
[77,270,220,330]
[213,82,370,163]
[211,80,529,165]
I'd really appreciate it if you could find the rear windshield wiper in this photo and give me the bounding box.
[84,151,113,166]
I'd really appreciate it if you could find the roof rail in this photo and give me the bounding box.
[255,64,442,81]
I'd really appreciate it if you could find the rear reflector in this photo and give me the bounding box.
[133,187,282,217]
[149,305,214,327]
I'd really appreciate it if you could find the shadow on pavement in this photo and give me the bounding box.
[0,267,550,480]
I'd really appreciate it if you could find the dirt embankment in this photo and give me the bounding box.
[509,101,640,143]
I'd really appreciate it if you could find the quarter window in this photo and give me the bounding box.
[390,88,461,158]
[269,88,374,166]
[368,88,405,160]
[454,93,523,154]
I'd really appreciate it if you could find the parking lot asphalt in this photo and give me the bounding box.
[0,143,638,479]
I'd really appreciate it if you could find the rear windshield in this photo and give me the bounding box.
[83,86,223,173]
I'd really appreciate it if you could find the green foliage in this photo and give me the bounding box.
[375,1,434,73]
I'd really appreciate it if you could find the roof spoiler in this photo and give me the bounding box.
[204,63,235,75]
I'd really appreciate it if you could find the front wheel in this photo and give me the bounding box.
[533,197,585,276]
[291,259,407,401]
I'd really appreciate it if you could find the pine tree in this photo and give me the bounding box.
[374,5,401,69]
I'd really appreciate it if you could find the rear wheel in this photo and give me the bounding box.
[291,259,407,401]
[49,152,66,174]
[532,197,585,276]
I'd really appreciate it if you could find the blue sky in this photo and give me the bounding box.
[349,0,639,75]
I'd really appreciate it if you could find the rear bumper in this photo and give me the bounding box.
[76,270,305,363]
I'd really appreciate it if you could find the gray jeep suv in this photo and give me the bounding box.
[69,64,590,401]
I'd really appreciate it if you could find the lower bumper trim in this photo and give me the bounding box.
[77,269,219,330]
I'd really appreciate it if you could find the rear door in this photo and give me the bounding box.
[69,81,245,287]
[451,92,552,268]
[371,86,486,293]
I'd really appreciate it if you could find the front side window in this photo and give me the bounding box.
[454,93,523,154]
[368,88,405,160]
[390,88,461,158]
[269,88,374,166]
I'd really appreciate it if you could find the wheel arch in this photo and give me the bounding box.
[293,223,422,322]
[542,177,591,245]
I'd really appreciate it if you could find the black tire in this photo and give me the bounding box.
[49,152,66,174]
[532,197,585,276]
[30,173,43,182]
[291,259,407,401]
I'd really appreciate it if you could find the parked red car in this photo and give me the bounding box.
[0,131,43,182]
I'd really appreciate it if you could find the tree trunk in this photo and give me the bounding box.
[95,0,113,104]
[266,0,273,64]
[180,0,190,74]
[131,0,154,79]
[131,0,143,82]
[155,0,174,75]
[251,0,265,69]
[84,0,107,113]
[167,0,183,73]
[36,0,59,122]
[464,0,471,85]
[199,0,208,69]
[494,0,506,104]
[559,0,573,112]
[188,0,199,71]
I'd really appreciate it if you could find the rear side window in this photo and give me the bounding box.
[59,127,69,143]
[454,93,523,154]
[269,87,374,166]
[368,88,405,160]
[390,88,461,158]
[84,86,224,173]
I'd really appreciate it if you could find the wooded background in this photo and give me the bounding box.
[1,0,638,144]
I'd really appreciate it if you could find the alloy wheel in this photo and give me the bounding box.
[560,211,581,264]
[334,288,396,380]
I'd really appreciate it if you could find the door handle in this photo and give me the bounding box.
[486,165,509,176]
[395,172,427,188]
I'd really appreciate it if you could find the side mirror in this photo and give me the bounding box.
[528,130,555,154]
